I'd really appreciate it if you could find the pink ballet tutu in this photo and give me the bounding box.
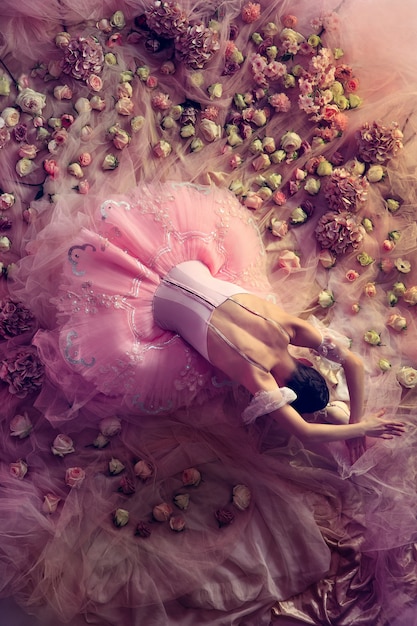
[11,182,271,423]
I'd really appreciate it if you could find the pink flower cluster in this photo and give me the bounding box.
[145,1,189,38]
[357,121,404,164]
[324,167,369,213]
[0,298,35,338]
[175,23,220,69]
[0,346,44,398]
[61,36,104,82]
[315,210,365,255]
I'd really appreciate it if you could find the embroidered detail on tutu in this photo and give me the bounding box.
[100,199,132,219]
[68,243,97,276]
[64,330,96,367]
[131,395,174,414]
[174,346,209,393]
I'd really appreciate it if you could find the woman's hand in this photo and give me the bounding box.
[362,409,405,439]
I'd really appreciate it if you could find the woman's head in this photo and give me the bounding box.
[286,362,329,414]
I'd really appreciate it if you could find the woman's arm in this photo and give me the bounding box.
[269,402,404,443]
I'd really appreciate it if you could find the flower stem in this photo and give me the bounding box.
[0,57,19,91]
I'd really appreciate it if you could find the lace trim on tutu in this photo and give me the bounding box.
[242,388,297,424]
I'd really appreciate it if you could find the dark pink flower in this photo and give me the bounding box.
[0,346,44,397]
[215,508,235,527]
[61,36,104,82]
[0,298,35,338]
[175,23,220,69]
[145,1,189,38]
[315,210,365,255]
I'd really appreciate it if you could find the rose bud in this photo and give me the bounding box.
[215,508,235,528]
[42,493,61,514]
[135,521,152,538]
[51,433,75,457]
[65,466,86,489]
[134,460,154,480]
[10,459,28,480]
[232,484,251,511]
[118,476,136,495]
[9,412,32,438]
[169,515,186,532]
[112,508,129,528]
[108,458,125,475]
[153,502,173,522]
[99,416,121,437]
[173,493,190,510]
[92,433,110,449]
[182,467,202,487]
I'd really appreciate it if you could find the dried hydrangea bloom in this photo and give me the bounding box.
[175,23,220,69]
[315,210,365,255]
[145,1,189,38]
[61,36,104,81]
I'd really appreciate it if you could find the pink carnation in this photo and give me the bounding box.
[269,93,291,113]
[241,2,261,23]
[0,346,44,398]
[0,298,35,338]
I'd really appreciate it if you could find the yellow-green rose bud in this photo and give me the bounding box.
[270,149,286,163]
[104,53,118,66]
[388,230,401,243]
[333,47,344,60]
[378,358,392,372]
[0,75,11,96]
[130,115,145,132]
[387,291,398,307]
[362,217,373,233]
[334,95,349,110]
[110,10,126,29]
[291,64,304,77]
[208,83,223,99]
[318,289,335,308]
[392,282,406,297]
[266,46,278,60]
[249,138,263,154]
[233,93,247,109]
[367,164,385,183]
[357,252,374,266]
[229,179,245,195]
[258,186,273,201]
[331,81,344,97]
[190,138,204,152]
[119,70,134,82]
[316,160,333,176]
[266,173,282,190]
[348,94,362,109]
[290,207,308,225]
[251,32,263,45]
[386,198,400,213]
[364,330,382,346]
[227,132,243,147]
[136,66,150,81]
[180,123,195,138]
[283,74,296,88]
[308,34,321,47]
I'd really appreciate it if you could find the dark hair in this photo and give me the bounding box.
[286,362,329,414]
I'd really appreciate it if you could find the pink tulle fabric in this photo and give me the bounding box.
[0,0,417,625]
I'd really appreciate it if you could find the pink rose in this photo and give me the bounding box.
[270,218,288,239]
[78,152,92,167]
[87,74,103,92]
[318,249,336,269]
[135,521,152,538]
[52,128,69,145]
[9,412,32,438]
[281,14,297,28]
[112,128,131,150]
[153,140,172,158]
[118,476,136,495]
[61,114,74,129]
[272,190,286,206]
[134,459,154,480]
[10,459,28,480]
[0,193,15,210]
[77,180,90,195]
[53,85,73,100]
[277,250,301,272]
[379,259,394,274]
[65,466,86,488]
[43,159,59,179]
[241,2,261,23]
[345,269,359,282]
[153,502,173,522]
[18,144,37,159]
[182,467,202,487]
[169,515,186,532]
[42,493,61,514]
[364,282,377,297]
[145,75,158,89]
[215,508,235,527]
[151,91,171,111]
[51,433,75,457]
[382,239,395,252]
[243,193,263,210]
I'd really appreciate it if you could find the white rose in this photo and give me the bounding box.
[199,119,222,142]
[281,130,302,153]
[396,366,417,388]
[0,236,11,251]
[318,289,335,308]
[99,416,122,437]
[304,176,321,195]
[16,158,36,177]
[15,88,46,115]
[51,433,75,457]
[367,164,385,183]
[232,484,251,511]
[1,107,20,127]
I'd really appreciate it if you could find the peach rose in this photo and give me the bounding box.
[115,97,134,116]
[16,88,46,115]
[387,314,407,332]
[18,144,37,159]
[53,85,73,100]
[277,250,301,272]
[396,365,417,388]
[87,74,103,92]
[134,459,154,480]
[364,282,377,297]
[403,286,417,305]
